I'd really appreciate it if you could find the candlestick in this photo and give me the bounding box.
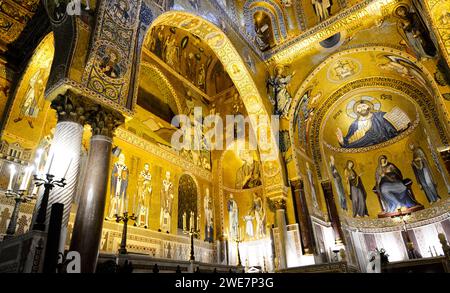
[7,164,16,191]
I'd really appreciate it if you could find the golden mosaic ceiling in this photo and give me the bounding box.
[142,24,234,100]
[220,0,372,57]
[0,0,41,47]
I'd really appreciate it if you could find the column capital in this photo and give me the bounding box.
[267,184,289,210]
[51,91,87,125]
[271,196,287,210]
[86,105,125,138]
[290,178,303,190]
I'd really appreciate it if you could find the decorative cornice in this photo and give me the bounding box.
[266,0,401,63]
[114,128,212,182]
[266,184,289,199]
[342,198,450,232]
[311,215,332,227]
[45,78,134,117]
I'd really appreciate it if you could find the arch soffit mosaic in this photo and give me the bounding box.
[139,62,183,115]
[145,11,286,194]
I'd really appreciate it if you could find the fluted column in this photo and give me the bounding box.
[272,196,288,270]
[70,105,124,273]
[32,92,86,241]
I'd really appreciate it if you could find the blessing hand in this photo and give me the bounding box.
[336,128,344,145]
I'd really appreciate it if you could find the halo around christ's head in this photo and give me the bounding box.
[346,96,381,119]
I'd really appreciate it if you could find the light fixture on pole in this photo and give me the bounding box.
[4,165,35,239]
[234,226,243,268]
[183,211,200,261]
[32,154,69,231]
[116,211,137,255]
[395,208,420,259]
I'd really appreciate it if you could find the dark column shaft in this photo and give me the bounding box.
[70,135,112,273]
[321,181,344,244]
[290,179,316,254]
[6,199,21,236]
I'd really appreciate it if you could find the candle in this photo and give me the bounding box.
[190,211,194,230]
[46,153,54,175]
[433,246,438,256]
[31,184,39,197]
[7,164,16,191]
[197,215,200,231]
[35,149,43,168]
[19,166,34,191]
[62,157,73,179]
[183,212,187,231]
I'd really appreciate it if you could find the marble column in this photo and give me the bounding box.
[321,181,344,245]
[290,179,316,254]
[70,105,124,273]
[32,91,86,242]
[273,197,287,270]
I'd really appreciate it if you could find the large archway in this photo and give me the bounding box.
[143,11,286,196]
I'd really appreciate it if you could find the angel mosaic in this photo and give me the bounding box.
[394,5,437,60]
[378,55,427,88]
[267,66,295,118]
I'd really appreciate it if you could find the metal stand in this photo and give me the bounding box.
[116,212,137,255]
[183,228,200,261]
[32,174,66,231]
[4,189,34,239]
[397,209,420,259]
[236,237,243,267]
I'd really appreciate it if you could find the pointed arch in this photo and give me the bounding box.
[243,0,288,43]
[143,11,286,196]
[139,62,183,115]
